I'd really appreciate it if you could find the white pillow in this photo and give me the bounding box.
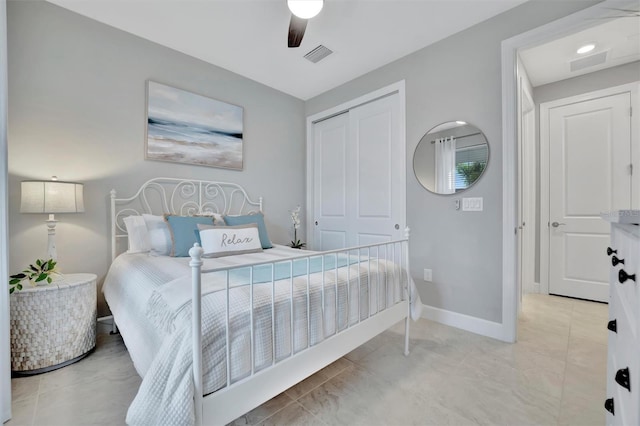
[123,215,151,253]
[196,223,263,258]
[142,214,172,256]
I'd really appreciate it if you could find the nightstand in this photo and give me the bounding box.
[10,273,97,376]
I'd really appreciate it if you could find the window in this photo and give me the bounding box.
[455,144,488,191]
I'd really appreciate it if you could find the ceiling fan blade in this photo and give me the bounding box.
[288,14,308,48]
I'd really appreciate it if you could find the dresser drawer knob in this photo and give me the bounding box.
[605,398,615,415]
[607,319,617,333]
[607,247,617,256]
[612,256,625,267]
[615,367,631,392]
[619,269,637,284]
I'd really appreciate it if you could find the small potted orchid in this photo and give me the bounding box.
[289,206,305,249]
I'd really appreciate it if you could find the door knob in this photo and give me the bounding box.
[551,222,566,228]
[607,247,617,256]
[315,221,318,226]
[612,256,625,267]
[619,269,636,284]
[395,224,400,230]
[607,319,617,333]
[615,367,631,392]
[604,398,614,415]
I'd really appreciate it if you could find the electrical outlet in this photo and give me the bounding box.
[423,268,432,282]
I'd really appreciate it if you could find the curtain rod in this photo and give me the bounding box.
[430,131,482,144]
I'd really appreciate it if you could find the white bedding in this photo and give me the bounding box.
[103,245,421,425]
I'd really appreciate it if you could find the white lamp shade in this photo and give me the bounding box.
[287,0,323,19]
[21,181,85,214]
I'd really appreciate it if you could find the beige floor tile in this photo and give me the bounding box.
[257,402,325,426]
[7,294,609,426]
[10,376,40,404]
[228,392,294,426]
[566,334,607,371]
[32,373,141,426]
[4,396,36,426]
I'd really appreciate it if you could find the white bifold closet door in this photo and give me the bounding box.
[312,93,405,251]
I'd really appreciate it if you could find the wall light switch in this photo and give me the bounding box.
[462,197,483,211]
[423,269,432,282]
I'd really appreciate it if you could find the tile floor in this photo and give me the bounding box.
[7,294,608,425]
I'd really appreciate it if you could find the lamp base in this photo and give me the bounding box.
[46,215,58,261]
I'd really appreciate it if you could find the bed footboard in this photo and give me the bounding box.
[189,230,413,426]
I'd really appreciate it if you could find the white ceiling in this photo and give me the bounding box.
[520,16,640,87]
[46,0,527,100]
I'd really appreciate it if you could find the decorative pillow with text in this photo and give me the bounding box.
[196,223,263,258]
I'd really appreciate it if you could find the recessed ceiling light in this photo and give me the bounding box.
[456,121,467,125]
[577,44,596,55]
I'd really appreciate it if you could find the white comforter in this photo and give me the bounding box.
[103,246,421,426]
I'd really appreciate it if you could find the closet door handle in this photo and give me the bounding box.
[605,398,614,415]
[607,319,617,333]
[607,247,617,256]
[615,367,631,392]
[612,256,625,267]
[619,269,636,284]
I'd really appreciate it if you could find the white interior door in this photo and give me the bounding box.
[349,95,403,247]
[313,112,349,250]
[312,93,405,251]
[548,91,632,302]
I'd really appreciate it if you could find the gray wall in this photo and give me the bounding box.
[7,1,306,315]
[532,60,640,284]
[306,0,600,322]
[534,60,640,105]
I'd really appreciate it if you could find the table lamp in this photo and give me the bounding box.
[20,177,85,260]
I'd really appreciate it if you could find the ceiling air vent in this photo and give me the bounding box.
[570,51,608,72]
[304,45,333,63]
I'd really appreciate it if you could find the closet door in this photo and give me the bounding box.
[312,93,405,250]
[313,112,350,250]
[349,94,404,247]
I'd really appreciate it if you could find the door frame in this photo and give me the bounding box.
[1,0,11,421]
[305,80,406,249]
[539,82,640,296]
[500,0,635,342]
[519,77,536,297]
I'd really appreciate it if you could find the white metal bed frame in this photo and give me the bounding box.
[110,177,412,426]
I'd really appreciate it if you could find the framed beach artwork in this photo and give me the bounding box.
[145,81,244,170]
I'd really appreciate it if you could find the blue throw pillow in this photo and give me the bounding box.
[223,212,273,249]
[164,215,214,257]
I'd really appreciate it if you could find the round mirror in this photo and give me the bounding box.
[413,121,489,194]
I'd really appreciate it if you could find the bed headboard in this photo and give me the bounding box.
[111,177,263,260]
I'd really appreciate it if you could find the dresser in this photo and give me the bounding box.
[603,211,639,426]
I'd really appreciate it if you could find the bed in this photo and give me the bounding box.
[103,177,420,425]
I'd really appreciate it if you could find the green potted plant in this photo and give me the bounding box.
[9,258,60,294]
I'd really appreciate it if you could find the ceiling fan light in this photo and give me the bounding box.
[288,0,324,19]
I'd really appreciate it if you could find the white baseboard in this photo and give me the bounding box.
[532,281,540,294]
[421,304,505,341]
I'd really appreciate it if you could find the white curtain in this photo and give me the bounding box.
[435,136,456,194]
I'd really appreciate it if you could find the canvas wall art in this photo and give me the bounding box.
[146,81,244,170]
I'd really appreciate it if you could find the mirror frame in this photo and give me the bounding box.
[413,121,490,195]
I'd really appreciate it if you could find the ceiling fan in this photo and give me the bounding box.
[287,0,324,48]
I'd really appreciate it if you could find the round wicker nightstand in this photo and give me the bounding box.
[9,273,97,376]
